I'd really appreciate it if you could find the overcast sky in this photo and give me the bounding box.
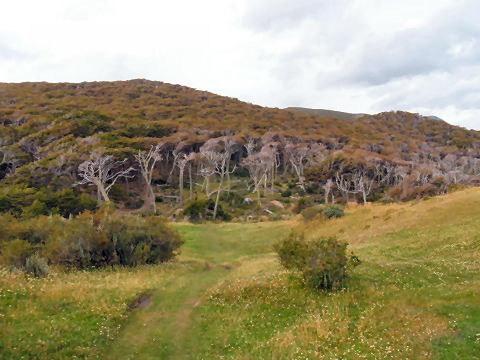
[1,0,479,130]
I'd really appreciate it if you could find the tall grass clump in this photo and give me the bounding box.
[275,231,359,290]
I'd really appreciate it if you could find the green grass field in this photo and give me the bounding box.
[1,189,480,359]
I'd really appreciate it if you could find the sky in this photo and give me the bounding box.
[1,0,479,130]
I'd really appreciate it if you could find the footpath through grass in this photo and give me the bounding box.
[1,188,480,359]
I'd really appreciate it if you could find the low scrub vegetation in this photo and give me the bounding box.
[275,231,359,290]
[0,209,182,273]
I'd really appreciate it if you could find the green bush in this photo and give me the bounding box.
[1,239,34,268]
[281,189,292,198]
[0,210,183,270]
[323,206,344,219]
[220,192,244,206]
[275,232,359,291]
[49,211,183,268]
[182,199,231,222]
[379,197,395,204]
[302,237,350,290]
[274,231,309,270]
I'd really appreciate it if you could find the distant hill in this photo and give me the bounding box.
[285,107,365,120]
[0,79,479,216]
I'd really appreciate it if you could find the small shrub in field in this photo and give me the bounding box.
[323,206,344,219]
[274,231,309,270]
[275,232,359,291]
[24,253,50,277]
[302,237,349,290]
[281,189,292,198]
[379,197,395,204]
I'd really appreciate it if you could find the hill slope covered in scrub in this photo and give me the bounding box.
[284,107,364,120]
[1,188,479,359]
[0,79,479,218]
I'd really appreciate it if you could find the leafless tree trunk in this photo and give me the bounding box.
[75,153,135,203]
[336,170,374,205]
[135,145,162,213]
[323,179,333,204]
[242,147,271,207]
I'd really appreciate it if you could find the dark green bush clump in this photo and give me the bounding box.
[274,231,359,290]
[0,209,183,271]
[182,199,231,222]
[323,206,344,219]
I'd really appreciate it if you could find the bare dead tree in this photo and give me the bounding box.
[75,153,135,203]
[242,149,271,206]
[135,144,162,213]
[176,154,188,204]
[393,166,408,186]
[223,136,240,192]
[353,170,375,204]
[323,179,334,204]
[285,142,322,190]
[200,145,236,219]
[336,169,374,204]
[261,143,280,192]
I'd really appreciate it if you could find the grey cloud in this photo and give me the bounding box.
[345,15,480,85]
[239,0,346,32]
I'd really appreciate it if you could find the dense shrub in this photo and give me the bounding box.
[274,232,309,270]
[281,189,292,198]
[275,231,359,290]
[182,199,231,222]
[24,253,50,277]
[323,206,344,219]
[0,210,183,270]
[219,192,244,206]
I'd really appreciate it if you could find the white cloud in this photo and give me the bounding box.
[0,0,479,130]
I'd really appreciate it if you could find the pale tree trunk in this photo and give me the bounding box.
[98,183,110,202]
[213,171,225,219]
[271,166,275,192]
[226,158,231,192]
[147,185,156,213]
[205,176,210,198]
[145,185,152,211]
[179,169,184,204]
[189,163,193,201]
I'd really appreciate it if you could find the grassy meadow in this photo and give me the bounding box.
[1,189,480,359]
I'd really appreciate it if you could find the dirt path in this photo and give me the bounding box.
[103,222,291,360]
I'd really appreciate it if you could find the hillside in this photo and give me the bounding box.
[1,188,479,359]
[285,107,364,120]
[0,79,479,219]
